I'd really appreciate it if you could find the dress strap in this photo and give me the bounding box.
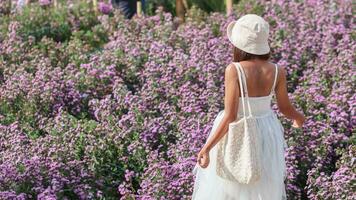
[270,63,278,95]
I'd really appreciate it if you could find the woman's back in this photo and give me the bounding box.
[235,61,279,117]
[237,60,278,98]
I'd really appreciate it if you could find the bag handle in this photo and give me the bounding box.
[233,62,247,118]
[235,62,253,117]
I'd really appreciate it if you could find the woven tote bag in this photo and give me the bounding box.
[216,62,262,184]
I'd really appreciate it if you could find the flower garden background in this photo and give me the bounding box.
[0,0,355,199]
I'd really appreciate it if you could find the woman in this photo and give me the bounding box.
[191,14,306,200]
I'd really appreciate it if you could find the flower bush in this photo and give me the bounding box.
[0,0,354,199]
[98,2,112,15]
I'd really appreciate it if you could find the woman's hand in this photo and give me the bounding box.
[292,114,306,128]
[197,147,210,168]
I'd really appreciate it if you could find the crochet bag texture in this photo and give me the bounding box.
[216,62,262,184]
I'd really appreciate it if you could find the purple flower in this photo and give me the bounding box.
[98,2,112,15]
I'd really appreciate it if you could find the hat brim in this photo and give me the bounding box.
[226,21,236,45]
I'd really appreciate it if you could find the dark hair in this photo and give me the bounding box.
[233,47,270,62]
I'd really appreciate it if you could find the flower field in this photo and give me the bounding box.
[0,0,355,199]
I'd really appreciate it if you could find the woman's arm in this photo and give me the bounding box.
[202,63,240,152]
[275,66,305,127]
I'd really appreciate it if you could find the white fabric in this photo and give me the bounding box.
[192,62,288,200]
[227,14,270,55]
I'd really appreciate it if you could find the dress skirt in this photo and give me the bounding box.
[191,109,288,200]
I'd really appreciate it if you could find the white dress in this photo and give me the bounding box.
[191,62,288,200]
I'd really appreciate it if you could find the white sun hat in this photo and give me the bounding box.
[227,14,270,55]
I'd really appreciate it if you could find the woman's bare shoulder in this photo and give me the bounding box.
[224,63,239,83]
[225,63,237,74]
[278,65,287,75]
[275,64,288,87]
[276,64,287,79]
